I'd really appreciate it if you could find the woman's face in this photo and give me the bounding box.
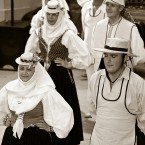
[106,2,123,19]
[46,12,59,25]
[19,65,35,82]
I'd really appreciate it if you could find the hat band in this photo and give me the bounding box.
[20,59,33,63]
[105,0,124,6]
[105,45,128,52]
[111,0,121,5]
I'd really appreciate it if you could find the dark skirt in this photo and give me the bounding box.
[1,126,57,145]
[47,61,84,145]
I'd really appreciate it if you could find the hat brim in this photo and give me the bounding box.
[15,57,31,65]
[93,47,138,57]
[104,0,125,6]
[44,5,62,14]
[45,9,62,13]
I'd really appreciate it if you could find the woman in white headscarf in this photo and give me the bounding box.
[0,52,74,145]
[25,0,91,144]
[29,0,78,34]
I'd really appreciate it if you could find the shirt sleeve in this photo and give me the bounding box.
[62,30,91,69]
[42,89,74,138]
[24,31,40,54]
[0,86,10,115]
[136,79,145,135]
[29,10,44,34]
[131,26,145,65]
[88,72,101,120]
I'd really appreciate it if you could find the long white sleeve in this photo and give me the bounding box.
[24,31,40,54]
[0,86,10,115]
[131,26,145,65]
[42,89,74,138]
[62,30,91,69]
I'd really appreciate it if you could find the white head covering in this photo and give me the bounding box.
[42,0,70,40]
[44,0,63,13]
[7,52,55,99]
[5,52,55,138]
[30,0,77,35]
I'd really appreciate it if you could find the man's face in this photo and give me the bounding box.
[106,2,123,19]
[103,53,124,74]
[19,65,35,82]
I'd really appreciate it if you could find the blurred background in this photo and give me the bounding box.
[0,0,145,71]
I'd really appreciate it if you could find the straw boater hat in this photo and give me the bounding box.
[15,52,40,66]
[93,38,137,56]
[44,0,63,14]
[104,0,125,6]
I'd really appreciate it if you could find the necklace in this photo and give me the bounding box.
[109,16,122,26]
[107,72,121,83]
[101,77,124,101]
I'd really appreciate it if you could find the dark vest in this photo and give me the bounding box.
[38,29,69,62]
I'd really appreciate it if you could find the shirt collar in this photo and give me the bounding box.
[90,3,106,16]
[100,67,131,80]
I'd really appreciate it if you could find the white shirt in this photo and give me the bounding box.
[78,0,106,51]
[92,17,145,71]
[88,67,145,145]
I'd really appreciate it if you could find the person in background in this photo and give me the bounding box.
[77,0,106,118]
[92,0,145,71]
[66,0,83,37]
[0,52,74,145]
[25,0,91,144]
[29,0,78,35]
[88,37,145,145]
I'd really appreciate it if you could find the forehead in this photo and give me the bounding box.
[46,12,59,15]
[19,65,29,67]
[104,52,123,56]
[19,65,34,69]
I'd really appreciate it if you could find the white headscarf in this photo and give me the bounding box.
[41,0,71,41]
[6,62,55,113]
[42,11,68,39]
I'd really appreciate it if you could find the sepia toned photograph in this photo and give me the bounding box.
[0,0,145,145]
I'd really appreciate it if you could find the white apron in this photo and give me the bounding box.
[90,76,137,145]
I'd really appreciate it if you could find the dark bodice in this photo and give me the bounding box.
[38,29,69,62]
[10,102,45,128]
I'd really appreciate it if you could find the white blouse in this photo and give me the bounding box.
[25,29,91,69]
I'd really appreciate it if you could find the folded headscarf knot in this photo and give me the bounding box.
[13,113,24,139]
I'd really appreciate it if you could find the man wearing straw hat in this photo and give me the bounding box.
[91,0,145,71]
[88,37,145,145]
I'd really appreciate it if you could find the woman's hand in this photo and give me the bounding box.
[54,58,72,69]
[3,115,11,127]
[35,120,53,132]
